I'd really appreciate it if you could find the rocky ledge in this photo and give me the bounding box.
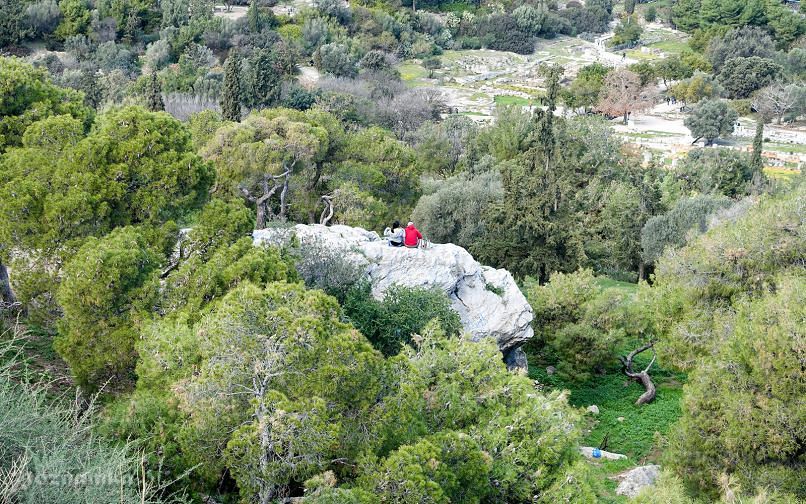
[253,224,533,368]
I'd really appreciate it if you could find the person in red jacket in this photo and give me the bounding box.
[403,221,423,248]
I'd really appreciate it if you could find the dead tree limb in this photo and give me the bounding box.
[619,341,657,405]
[320,195,334,225]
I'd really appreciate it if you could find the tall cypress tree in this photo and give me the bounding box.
[146,72,164,112]
[537,64,563,172]
[251,49,281,109]
[221,51,242,122]
[750,115,764,185]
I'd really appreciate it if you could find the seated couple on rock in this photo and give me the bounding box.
[383,221,424,248]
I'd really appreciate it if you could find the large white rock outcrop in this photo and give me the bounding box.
[253,224,533,367]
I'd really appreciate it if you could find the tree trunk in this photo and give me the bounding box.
[622,112,628,124]
[638,261,645,281]
[0,260,16,306]
[278,176,289,221]
[620,342,657,405]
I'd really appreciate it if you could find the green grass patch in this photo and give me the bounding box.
[530,359,685,461]
[586,458,636,503]
[493,95,532,106]
[766,142,806,154]
[764,166,802,182]
[398,62,428,81]
[625,49,661,61]
[596,277,639,296]
[647,39,690,55]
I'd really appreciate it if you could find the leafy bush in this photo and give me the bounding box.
[479,15,535,54]
[640,194,732,264]
[315,42,357,78]
[649,185,805,369]
[718,56,783,99]
[665,272,805,500]
[524,269,629,382]
[293,236,366,300]
[676,148,762,198]
[0,332,175,503]
[343,282,461,355]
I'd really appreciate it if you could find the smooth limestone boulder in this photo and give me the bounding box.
[253,224,534,368]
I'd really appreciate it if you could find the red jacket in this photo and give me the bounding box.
[404,224,422,247]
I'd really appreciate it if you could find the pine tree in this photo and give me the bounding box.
[146,72,165,112]
[221,51,242,122]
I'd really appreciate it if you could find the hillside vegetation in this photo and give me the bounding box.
[1,0,804,502]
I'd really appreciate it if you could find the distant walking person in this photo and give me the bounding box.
[404,221,423,248]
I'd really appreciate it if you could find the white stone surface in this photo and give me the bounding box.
[579,447,627,460]
[615,465,661,498]
[253,224,534,360]
[586,405,600,415]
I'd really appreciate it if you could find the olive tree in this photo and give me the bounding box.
[684,99,738,146]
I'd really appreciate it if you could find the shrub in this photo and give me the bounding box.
[524,269,629,382]
[640,194,732,265]
[480,15,535,54]
[649,185,804,369]
[343,282,462,356]
[294,235,366,299]
[315,43,357,78]
[666,273,805,500]
[675,148,762,198]
[0,335,176,503]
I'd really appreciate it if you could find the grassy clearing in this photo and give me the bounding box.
[596,277,639,295]
[647,40,690,55]
[398,62,428,81]
[766,142,806,154]
[586,458,636,503]
[764,166,802,182]
[527,275,684,500]
[625,49,660,61]
[494,95,532,106]
[529,352,685,460]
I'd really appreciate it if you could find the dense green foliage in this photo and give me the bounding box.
[109,283,588,502]
[525,269,630,382]
[671,0,805,49]
[640,194,732,265]
[684,99,737,145]
[648,185,804,370]
[666,273,804,499]
[343,282,462,355]
[474,102,663,281]
[55,226,161,390]
[0,57,91,151]
[1,2,804,498]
